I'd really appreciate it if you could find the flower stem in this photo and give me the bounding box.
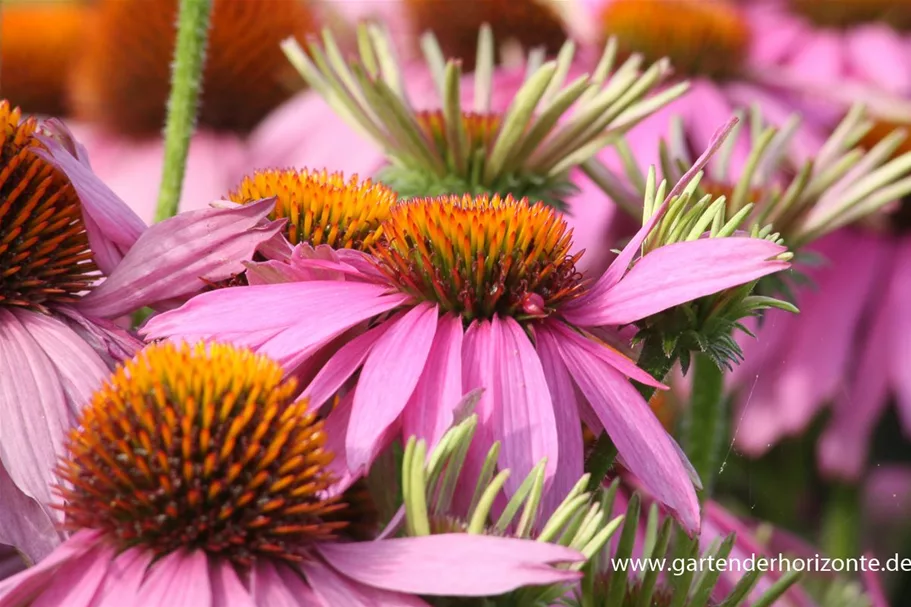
[154,0,213,223]
[586,334,675,491]
[821,483,860,559]
[680,352,726,499]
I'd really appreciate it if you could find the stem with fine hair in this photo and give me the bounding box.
[680,352,726,499]
[586,334,676,491]
[154,0,213,223]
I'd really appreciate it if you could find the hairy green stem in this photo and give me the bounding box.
[586,335,676,491]
[681,352,725,499]
[154,0,213,223]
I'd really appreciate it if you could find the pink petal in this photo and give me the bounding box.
[139,550,212,607]
[489,316,558,495]
[535,325,584,516]
[554,330,700,533]
[250,561,320,607]
[209,560,254,607]
[0,531,101,606]
[29,542,116,607]
[302,323,392,410]
[787,29,845,86]
[402,313,464,449]
[317,534,582,596]
[888,242,911,434]
[684,80,749,177]
[92,549,154,607]
[347,304,439,472]
[55,307,142,367]
[32,130,146,275]
[0,310,70,505]
[0,465,60,565]
[300,559,427,607]
[846,24,911,95]
[78,199,284,319]
[566,238,789,327]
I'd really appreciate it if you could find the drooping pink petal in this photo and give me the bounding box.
[92,549,154,607]
[535,325,584,516]
[0,310,70,505]
[32,129,146,275]
[250,561,320,607]
[302,323,392,410]
[402,313,464,449]
[489,316,558,495]
[55,307,142,367]
[566,237,788,327]
[27,542,116,607]
[0,465,60,565]
[139,550,212,607]
[0,530,102,606]
[347,304,439,472]
[317,534,583,596]
[300,559,428,607]
[554,330,700,533]
[78,199,284,318]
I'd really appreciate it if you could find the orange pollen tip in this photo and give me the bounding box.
[599,0,749,79]
[70,0,316,137]
[228,169,397,251]
[55,341,350,565]
[792,0,911,30]
[373,193,586,321]
[0,100,97,312]
[416,110,503,154]
[859,118,911,159]
[0,3,89,116]
[403,0,568,68]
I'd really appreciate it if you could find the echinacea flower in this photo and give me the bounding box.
[0,100,283,561]
[144,127,790,533]
[0,1,88,117]
[65,0,318,222]
[0,341,585,606]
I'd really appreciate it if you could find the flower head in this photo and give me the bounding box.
[281,23,685,208]
[0,341,585,606]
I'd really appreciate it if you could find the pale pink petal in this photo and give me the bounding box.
[403,313,465,449]
[566,238,788,327]
[488,316,558,494]
[535,325,584,516]
[347,304,439,472]
[0,309,70,505]
[78,199,284,318]
[317,534,582,596]
[29,542,117,607]
[250,561,320,607]
[93,549,154,607]
[846,24,911,95]
[0,465,60,564]
[555,330,700,533]
[139,550,212,607]
[322,394,357,490]
[0,530,102,606]
[787,29,845,86]
[32,130,146,275]
[55,307,142,367]
[747,7,805,64]
[300,559,428,607]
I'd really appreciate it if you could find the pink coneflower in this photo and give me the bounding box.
[144,137,790,533]
[0,341,584,606]
[0,101,283,562]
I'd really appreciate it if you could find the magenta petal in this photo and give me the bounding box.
[0,530,101,606]
[317,534,582,596]
[566,238,788,327]
[250,561,319,607]
[402,313,464,449]
[0,465,60,565]
[78,199,284,318]
[555,331,700,533]
[32,133,146,275]
[139,550,212,607]
[535,326,584,516]
[489,317,558,495]
[28,542,116,607]
[347,304,438,472]
[302,323,392,409]
[210,561,255,607]
[93,549,154,607]
[300,559,427,607]
[0,310,70,505]
[888,242,911,433]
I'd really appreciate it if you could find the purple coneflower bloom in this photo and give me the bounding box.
[0,341,583,607]
[144,142,789,533]
[0,101,283,561]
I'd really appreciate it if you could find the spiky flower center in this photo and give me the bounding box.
[56,342,349,565]
[598,0,749,79]
[0,101,97,311]
[403,0,567,69]
[792,0,911,30]
[228,169,397,251]
[416,110,502,156]
[70,0,314,136]
[374,193,585,321]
